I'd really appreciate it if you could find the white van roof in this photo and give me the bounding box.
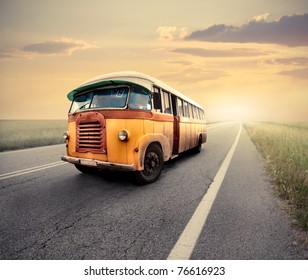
[68,71,203,109]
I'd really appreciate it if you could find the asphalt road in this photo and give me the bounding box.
[0,122,306,259]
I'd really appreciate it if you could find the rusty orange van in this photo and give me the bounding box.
[61,72,207,184]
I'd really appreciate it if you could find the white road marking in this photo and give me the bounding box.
[0,144,65,155]
[167,124,242,260]
[0,161,67,180]
[207,121,238,130]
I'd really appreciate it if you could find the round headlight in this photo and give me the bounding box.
[118,130,129,141]
[63,131,70,140]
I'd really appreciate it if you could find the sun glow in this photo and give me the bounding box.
[0,1,307,121]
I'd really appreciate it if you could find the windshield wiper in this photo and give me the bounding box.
[73,102,90,114]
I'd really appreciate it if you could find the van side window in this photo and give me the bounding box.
[196,108,201,119]
[153,86,162,112]
[183,101,189,117]
[191,105,195,119]
[193,106,199,119]
[200,109,205,120]
[188,103,193,118]
[202,110,205,120]
[171,94,178,117]
[163,90,172,114]
[177,98,184,117]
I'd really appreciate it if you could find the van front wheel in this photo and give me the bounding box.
[134,144,163,185]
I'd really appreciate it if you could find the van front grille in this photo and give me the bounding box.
[76,113,106,153]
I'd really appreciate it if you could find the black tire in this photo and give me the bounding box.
[74,164,97,174]
[193,135,202,153]
[134,144,164,185]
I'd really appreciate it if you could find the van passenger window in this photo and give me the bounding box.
[188,103,193,118]
[193,106,199,119]
[153,87,162,112]
[171,94,178,117]
[177,98,184,116]
[163,91,172,114]
[183,101,189,117]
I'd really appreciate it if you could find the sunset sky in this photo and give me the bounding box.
[1,0,307,121]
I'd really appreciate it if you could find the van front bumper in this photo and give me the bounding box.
[61,155,135,171]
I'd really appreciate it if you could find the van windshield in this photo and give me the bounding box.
[69,85,152,113]
[70,86,129,113]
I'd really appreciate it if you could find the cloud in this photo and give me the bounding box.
[0,38,98,59]
[172,47,269,58]
[157,26,189,41]
[265,57,308,66]
[166,60,193,66]
[0,48,35,59]
[22,38,97,55]
[159,67,228,84]
[186,13,308,47]
[251,13,270,22]
[278,68,308,79]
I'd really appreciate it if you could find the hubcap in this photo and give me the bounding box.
[144,152,160,175]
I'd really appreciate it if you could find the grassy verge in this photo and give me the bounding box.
[0,120,67,152]
[244,122,308,231]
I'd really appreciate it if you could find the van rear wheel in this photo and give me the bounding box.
[135,144,163,185]
[193,135,202,153]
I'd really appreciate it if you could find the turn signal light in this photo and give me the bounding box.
[63,131,70,140]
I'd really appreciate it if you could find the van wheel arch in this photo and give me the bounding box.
[134,143,164,185]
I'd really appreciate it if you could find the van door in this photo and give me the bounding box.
[171,94,180,155]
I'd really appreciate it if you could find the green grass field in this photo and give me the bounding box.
[0,120,67,152]
[245,122,308,231]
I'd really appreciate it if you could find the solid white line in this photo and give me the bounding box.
[0,161,67,180]
[167,124,242,260]
[207,121,238,130]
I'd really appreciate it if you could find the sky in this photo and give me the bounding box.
[0,0,308,122]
